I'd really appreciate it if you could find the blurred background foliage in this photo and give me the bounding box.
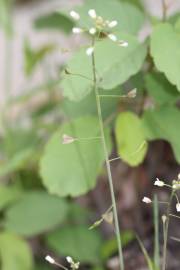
[0,0,180,269]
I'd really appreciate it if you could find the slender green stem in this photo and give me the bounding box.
[99,95,127,98]
[91,37,124,270]
[76,136,102,141]
[153,195,160,270]
[162,190,174,270]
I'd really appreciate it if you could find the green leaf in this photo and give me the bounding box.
[175,16,180,33]
[24,40,55,76]
[0,185,22,211]
[5,191,68,237]
[142,106,180,163]
[0,148,35,177]
[150,23,180,91]
[76,0,144,35]
[62,87,122,119]
[101,231,135,260]
[34,12,74,33]
[46,225,103,263]
[136,234,154,270]
[145,71,180,105]
[34,263,51,270]
[40,116,112,197]
[62,37,147,101]
[115,111,147,166]
[0,232,33,270]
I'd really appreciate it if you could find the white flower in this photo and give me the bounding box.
[162,215,167,223]
[154,178,165,187]
[142,197,152,204]
[178,173,180,180]
[66,256,80,269]
[119,40,128,47]
[108,20,118,28]
[176,203,180,212]
[72,27,82,34]
[45,255,55,264]
[70,10,80,20]
[89,27,96,35]
[127,88,137,98]
[62,134,75,144]
[86,47,94,56]
[108,34,117,42]
[88,9,97,19]
[66,256,73,263]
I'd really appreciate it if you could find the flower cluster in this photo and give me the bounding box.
[66,256,80,270]
[45,255,80,270]
[142,174,180,212]
[70,8,128,56]
[142,174,180,213]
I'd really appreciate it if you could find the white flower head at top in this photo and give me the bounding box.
[176,203,180,212]
[142,197,152,204]
[45,255,55,265]
[86,46,94,56]
[108,33,117,42]
[154,178,165,187]
[72,27,83,34]
[108,20,118,28]
[66,256,80,269]
[88,9,97,19]
[70,10,80,20]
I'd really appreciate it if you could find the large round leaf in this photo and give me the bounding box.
[4,191,68,237]
[0,185,22,211]
[145,72,180,105]
[150,23,180,91]
[115,111,147,166]
[62,37,147,101]
[40,116,112,197]
[46,225,103,263]
[76,0,144,35]
[142,105,180,163]
[0,232,33,270]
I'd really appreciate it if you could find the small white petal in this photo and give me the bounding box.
[108,34,117,42]
[178,173,180,180]
[86,47,94,56]
[62,134,75,144]
[70,10,80,20]
[108,20,118,28]
[89,27,96,35]
[72,27,82,34]
[176,203,180,212]
[119,40,128,47]
[142,197,152,204]
[45,255,55,264]
[66,256,73,263]
[88,9,97,19]
[154,178,165,187]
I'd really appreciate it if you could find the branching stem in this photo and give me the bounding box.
[91,37,124,270]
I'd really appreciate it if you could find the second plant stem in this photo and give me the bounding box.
[91,37,124,270]
[162,190,174,270]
